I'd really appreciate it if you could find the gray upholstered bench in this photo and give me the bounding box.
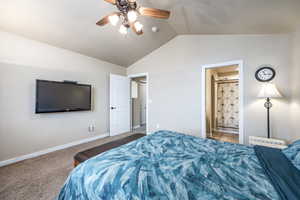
[74,134,146,167]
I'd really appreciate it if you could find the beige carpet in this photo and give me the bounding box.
[0,132,134,200]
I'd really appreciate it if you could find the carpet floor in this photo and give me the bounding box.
[0,132,134,200]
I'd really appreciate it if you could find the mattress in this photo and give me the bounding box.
[58,131,279,200]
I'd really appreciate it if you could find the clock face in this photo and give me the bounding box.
[255,66,276,82]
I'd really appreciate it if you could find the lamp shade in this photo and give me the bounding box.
[258,83,282,98]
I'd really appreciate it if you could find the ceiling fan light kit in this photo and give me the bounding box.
[127,10,138,23]
[97,0,170,35]
[108,14,120,26]
[134,21,143,32]
[119,24,128,34]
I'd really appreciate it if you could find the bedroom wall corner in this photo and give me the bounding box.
[0,31,126,163]
[127,34,293,144]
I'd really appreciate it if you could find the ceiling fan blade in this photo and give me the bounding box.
[96,12,120,26]
[138,7,170,19]
[104,0,116,5]
[96,16,110,26]
[131,24,143,35]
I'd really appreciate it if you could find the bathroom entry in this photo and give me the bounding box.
[131,76,147,134]
[205,65,240,143]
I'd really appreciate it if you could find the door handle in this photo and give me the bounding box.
[111,107,116,110]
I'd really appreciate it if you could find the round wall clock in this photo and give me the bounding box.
[255,65,276,82]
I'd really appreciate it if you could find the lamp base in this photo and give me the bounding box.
[265,98,271,139]
[264,98,272,109]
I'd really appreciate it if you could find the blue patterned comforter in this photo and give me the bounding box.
[58,131,279,200]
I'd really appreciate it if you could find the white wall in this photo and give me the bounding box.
[127,34,294,144]
[0,31,126,162]
[290,27,300,140]
[1,31,298,163]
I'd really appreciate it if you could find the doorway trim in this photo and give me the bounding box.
[128,73,149,135]
[201,60,244,144]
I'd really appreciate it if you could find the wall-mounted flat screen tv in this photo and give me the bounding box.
[36,80,92,113]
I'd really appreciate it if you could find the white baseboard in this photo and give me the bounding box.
[0,133,109,168]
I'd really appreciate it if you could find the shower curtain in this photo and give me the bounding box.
[216,81,239,131]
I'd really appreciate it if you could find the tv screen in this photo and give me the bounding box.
[36,80,91,113]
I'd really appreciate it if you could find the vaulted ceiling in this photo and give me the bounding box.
[1,0,300,67]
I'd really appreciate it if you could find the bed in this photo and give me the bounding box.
[58,131,300,200]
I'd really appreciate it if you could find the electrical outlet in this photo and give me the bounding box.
[156,124,160,129]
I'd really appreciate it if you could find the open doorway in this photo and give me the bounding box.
[130,75,148,134]
[201,61,244,144]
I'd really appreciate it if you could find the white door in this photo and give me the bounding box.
[110,74,131,136]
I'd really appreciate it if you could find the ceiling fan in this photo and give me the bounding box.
[96,0,171,35]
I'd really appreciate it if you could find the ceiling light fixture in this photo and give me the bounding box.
[96,0,170,36]
[134,21,143,32]
[127,10,138,23]
[108,14,120,26]
[119,24,128,35]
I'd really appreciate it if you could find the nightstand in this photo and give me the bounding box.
[249,136,288,149]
